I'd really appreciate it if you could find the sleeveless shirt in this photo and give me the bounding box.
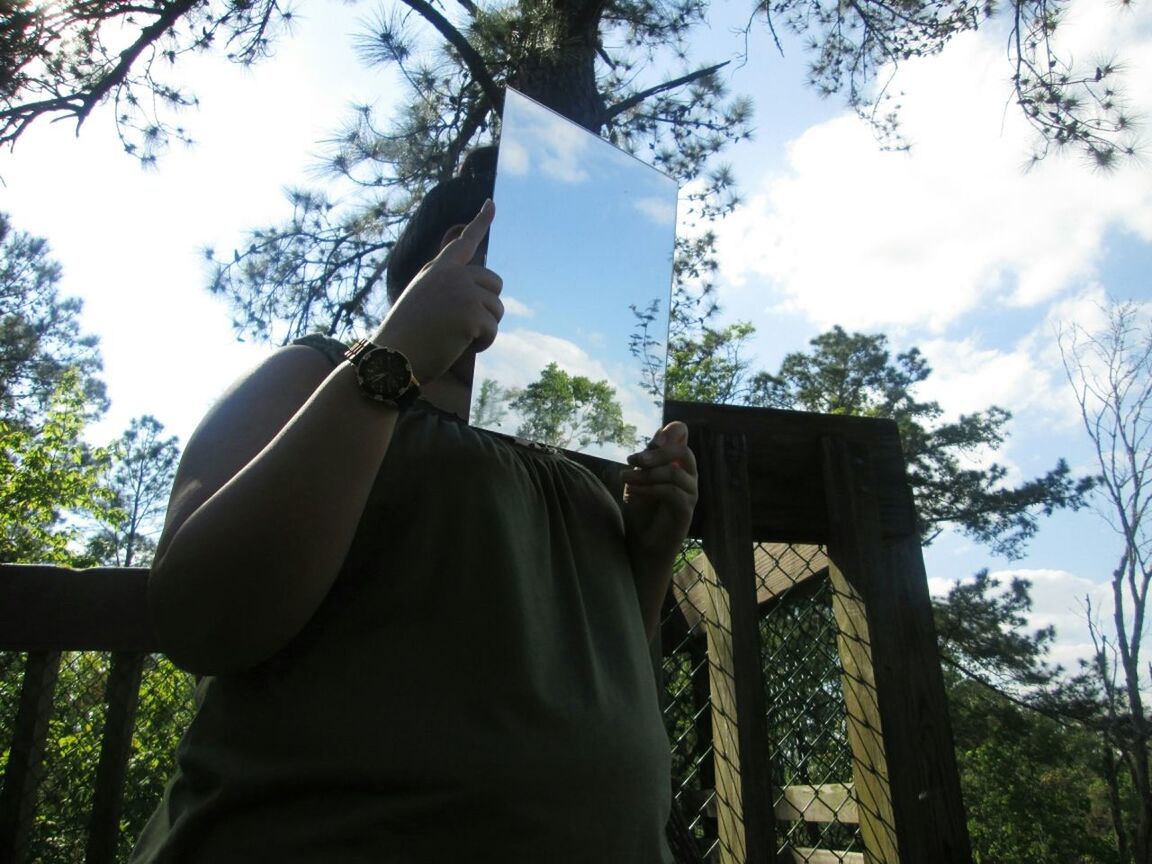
[128,337,674,863]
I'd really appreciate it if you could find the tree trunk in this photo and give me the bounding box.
[1102,740,1131,864]
[506,0,607,131]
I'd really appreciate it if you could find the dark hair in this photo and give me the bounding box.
[385,146,498,303]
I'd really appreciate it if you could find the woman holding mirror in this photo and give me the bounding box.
[130,148,697,863]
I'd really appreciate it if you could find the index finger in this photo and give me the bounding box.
[442,199,495,265]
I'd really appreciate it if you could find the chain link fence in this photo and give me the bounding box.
[0,651,196,863]
[662,542,863,864]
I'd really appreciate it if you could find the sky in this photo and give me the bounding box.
[2,0,1150,671]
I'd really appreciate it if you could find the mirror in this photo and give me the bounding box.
[470,87,679,464]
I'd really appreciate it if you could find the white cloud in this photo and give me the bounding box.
[502,295,536,318]
[715,9,1152,336]
[502,91,592,184]
[632,195,678,227]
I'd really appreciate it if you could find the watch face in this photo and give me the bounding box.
[359,348,412,400]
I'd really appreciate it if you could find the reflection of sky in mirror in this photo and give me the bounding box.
[472,88,678,463]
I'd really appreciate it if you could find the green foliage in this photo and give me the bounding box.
[0,371,110,565]
[507,362,639,449]
[950,683,1116,864]
[86,416,181,568]
[472,377,510,428]
[756,326,1093,557]
[935,570,1061,692]
[0,652,197,864]
[666,320,756,404]
[670,321,1092,557]
[931,571,1120,862]
[0,212,105,424]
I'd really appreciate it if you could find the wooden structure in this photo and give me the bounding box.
[0,401,972,863]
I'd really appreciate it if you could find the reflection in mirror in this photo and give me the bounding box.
[471,88,679,464]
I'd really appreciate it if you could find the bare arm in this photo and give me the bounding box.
[149,201,502,675]
[621,422,698,642]
[149,350,403,674]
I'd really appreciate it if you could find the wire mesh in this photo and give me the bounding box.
[0,651,25,780]
[659,542,866,864]
[757,543,863,864]
[26,651,109,862]
[663,538,723,862]
[0,651,195,864]
[116,654,197,861]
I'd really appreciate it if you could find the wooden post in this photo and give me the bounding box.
[700,556,744,864]
[85,651,145,864]
[697,427,774,863]
[828,564,900,864]
[0,650,62,864]
[822,435,972,864]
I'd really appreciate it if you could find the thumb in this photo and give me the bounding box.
[661,421,688,446]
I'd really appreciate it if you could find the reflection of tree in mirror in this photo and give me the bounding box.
[628,299,665,405]
[472,378,510,429]
[506,363,639,450]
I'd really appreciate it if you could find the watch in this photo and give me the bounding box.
[344,339,421,408]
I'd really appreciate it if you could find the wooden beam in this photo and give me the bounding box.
[787,847,865,864]
[829,559,900,864]
[822,435,972,864]
[85,651,146,864]
[697,427,775,863]
[701,556,745,864]
[0,566,155,652]
[665,401,915,544]
[0,651,62,862]
[773,783,859,824]
[672,544,829,631]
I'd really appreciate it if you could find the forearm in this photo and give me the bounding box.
[631,549,678,645]
[150,359,399,675]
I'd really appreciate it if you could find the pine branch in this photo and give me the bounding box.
[76,0,202,129]
[398,0,503,114]
[604,61,729,120]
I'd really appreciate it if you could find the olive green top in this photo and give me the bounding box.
[129,337,673,863]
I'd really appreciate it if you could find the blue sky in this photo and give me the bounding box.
[1,0,1150,669]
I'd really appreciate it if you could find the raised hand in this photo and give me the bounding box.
[373,200,504,385]
[622,421,698,566]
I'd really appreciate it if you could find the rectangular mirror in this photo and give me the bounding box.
[470,87,679,464]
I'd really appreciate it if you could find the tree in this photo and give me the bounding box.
[1,0,1134,342]
[2,0,1134,168]
[0,212,105,425]
[86,415,181,568]
[1059,299,1152,863]
[748,325,1093,557]
[932,570,1118,863]
[504,362,639,449]
[0,213,109,564]
[0,370,110,565]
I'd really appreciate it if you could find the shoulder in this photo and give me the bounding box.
[160,343,340,538]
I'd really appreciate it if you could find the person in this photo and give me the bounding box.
[129,148,698,863]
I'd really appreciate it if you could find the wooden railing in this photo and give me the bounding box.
[0,565,155,864]
[0,401,973,864]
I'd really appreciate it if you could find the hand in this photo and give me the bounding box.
[373,200,504,384]
[621,421,698,566]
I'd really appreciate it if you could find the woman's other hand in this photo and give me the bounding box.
[374,200,504,385]
[622,421,698,640]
